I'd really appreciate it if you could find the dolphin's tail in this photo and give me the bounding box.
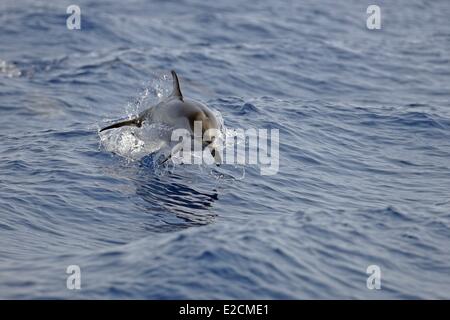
[99,117,142,132]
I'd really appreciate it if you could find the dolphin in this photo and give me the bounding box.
[100,70,222,163]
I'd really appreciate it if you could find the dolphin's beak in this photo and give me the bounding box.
[210,147,221,166]
[202,140,221,166]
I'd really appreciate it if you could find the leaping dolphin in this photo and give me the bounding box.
[100,70,222,163]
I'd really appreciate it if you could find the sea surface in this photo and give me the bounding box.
[1,0,450,299]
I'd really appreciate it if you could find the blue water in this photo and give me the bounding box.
[1,0,450,299]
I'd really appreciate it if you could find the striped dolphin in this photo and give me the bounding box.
[100,71,221,163]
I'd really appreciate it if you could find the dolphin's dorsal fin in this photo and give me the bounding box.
[170,70,183,101]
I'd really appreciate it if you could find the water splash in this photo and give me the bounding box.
[99,122,173,161]
[0,59,22,78]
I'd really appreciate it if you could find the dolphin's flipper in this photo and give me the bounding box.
[161,142,222,166]
[169,70,183,101]
[99,117,143,132]
[160,154,172,165]
[161,141,184,165]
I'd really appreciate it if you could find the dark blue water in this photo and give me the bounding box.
[1,0,450,299]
